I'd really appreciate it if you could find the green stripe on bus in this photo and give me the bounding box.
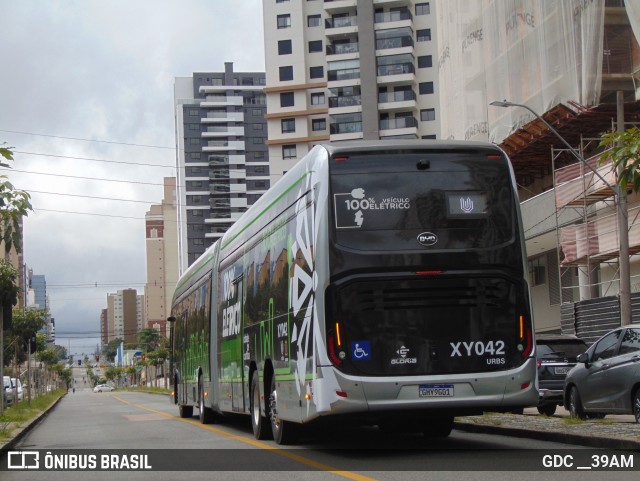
[221,171,313,251]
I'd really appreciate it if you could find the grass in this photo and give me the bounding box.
[0,389,66,440]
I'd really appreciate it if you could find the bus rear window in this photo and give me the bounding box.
[330,152,514,251]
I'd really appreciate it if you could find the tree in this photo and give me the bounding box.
[138,328,160,352]
[4,308,47,366]
[103,338,123,362]
[599,127,640,192]
[0,143,33,254]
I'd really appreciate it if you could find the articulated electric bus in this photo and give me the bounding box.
[169,140,537,444]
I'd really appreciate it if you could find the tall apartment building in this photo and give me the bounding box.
[263,0,440,178]
[105,289,144,344]
[144,177,179,337]
[174,62,269,271]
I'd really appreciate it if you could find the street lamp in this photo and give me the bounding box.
[490,99,631,325]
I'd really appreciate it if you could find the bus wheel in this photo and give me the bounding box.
[250,371,271,440]
[269,375,299,445]
[178,404,193,418]
[198,378,215,424]
[423,416,453,438]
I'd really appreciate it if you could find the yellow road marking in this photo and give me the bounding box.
[112,395,378,481]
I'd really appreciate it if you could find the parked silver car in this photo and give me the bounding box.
[563,324,640,423]
[3,376,14,405]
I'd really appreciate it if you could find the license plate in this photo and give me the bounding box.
[419,384,454,397]
[554,366,570,375]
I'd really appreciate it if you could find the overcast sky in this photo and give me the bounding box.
[0,0,265,356]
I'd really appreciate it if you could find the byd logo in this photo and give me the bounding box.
[417,232,438,246]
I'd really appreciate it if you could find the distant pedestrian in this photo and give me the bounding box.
[72,387,75,393]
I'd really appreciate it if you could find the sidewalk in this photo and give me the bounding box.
[455,407,640,449]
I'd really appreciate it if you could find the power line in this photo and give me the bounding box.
[0,167,166,186]
[28,189,160,205]
[0,129,175,150]
[14,150,176,169]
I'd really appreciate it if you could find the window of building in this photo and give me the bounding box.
[193,238,204,246]
[309,66,324,79]
[253,137,264,144]
[190,153,201,159]
[308,14,321,27]
[253,123,263,130]
[311,92,325,105]
[282,144,297,159]
[280,92,294,107]
[416,2,430,15]
[312,118,326,131]
[421,134,437,139]
[189,138,201,145]
[189,123,200,130]
[281,118,295,133]
[254,151,265,159]
[419,82,434,95]
[278,39,292,55]
[418,55,433,68]
[420,108,435,121]
[417,29,431,41]
[252,108,262,116]
[279,66,293,81]
[277,14,291,29]
[528,257,546,286]
[308,40,323,53]
[189,109,199,116]
[192,209,203,217]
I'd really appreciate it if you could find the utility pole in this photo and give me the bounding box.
[617,91,631,325]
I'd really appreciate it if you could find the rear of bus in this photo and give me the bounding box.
[323,141,537,426]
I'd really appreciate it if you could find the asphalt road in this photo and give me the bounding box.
[2,391,638,481]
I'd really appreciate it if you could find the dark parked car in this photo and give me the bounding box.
[564,324,640,423]
[536,334,588,416]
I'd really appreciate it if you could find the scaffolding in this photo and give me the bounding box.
[554,128,640,307]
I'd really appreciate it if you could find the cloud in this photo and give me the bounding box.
[0,0,265,355]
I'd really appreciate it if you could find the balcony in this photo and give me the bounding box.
[323,0,358,12]
[374,9,412,24]
[203,140,245,152]
[376,36,413,51]
[329,95,361,108]
[200,96,243,108]
[330,121,362,135]
[378,90,416,111]
[327,68,360,82]
[326,42,359,56]
[202,126,245,138]
[379,116,417,130]
[325,16,357,29]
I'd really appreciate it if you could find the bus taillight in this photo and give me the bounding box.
[328,336,342,366]
[518,314,533,358]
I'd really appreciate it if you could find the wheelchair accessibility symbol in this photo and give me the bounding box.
[351,341,371,361]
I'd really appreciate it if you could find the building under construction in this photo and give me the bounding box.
[437,0,640,341]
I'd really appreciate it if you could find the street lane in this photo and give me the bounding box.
[2,391,638,481]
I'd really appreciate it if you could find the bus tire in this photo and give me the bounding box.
[178,404,193,418]
[198,377,216,424]
[251,371,272,440]
[423,415,453,438]
[269,375,299,445]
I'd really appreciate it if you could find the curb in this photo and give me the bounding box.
[0,394,65,453]
[454,420,640,450]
